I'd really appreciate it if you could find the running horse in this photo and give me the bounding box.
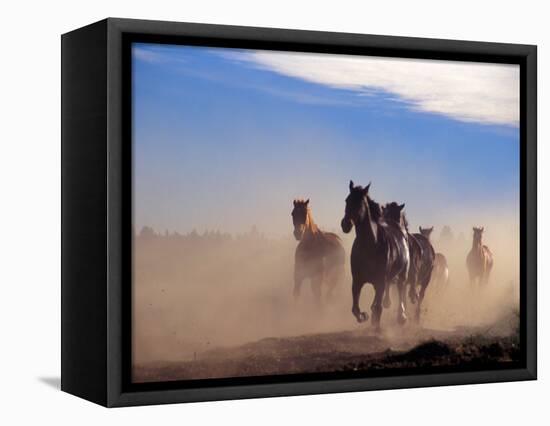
[341,181,409,328]
[419,227,449,287]
[466,227,493,286]
[382,204,434,321]
[291,199,345,304]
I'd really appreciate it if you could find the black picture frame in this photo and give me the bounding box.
[61,17,537,407]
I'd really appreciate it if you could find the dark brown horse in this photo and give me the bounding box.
[341,182,409,328]
[466,227,493,286]
[291,199,345,304]
[419,227,449,287]
[382,203,420,304]
[382,204,434,321]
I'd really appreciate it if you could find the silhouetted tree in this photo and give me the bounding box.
[139,226,156,239]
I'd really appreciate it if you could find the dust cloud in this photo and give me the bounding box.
[132,210,519,369]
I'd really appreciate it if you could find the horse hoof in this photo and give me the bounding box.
[356,312,368,323]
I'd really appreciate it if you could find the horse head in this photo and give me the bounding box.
[472,226,484,244]
[383,202,406,228]
[419,226,434,239]
[291,199,310,240]
[341,180,374,233]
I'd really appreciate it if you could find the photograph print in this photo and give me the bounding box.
[131,43,521,384]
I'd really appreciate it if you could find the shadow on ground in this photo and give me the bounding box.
[38,377,61,390]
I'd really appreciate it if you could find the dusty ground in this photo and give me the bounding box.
[133,322,520,383]
[132,229,520,383]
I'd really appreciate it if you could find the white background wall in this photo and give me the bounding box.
[0,0,546,423]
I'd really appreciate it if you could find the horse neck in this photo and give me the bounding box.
[472,236,483,251]
[303,209,320,238]
[356,199,378,244]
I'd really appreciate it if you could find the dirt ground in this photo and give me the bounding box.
[132,227,520,383]
[133,319,520,382]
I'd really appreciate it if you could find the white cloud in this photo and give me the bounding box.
[133,47,164,63]
[225,50,519,126]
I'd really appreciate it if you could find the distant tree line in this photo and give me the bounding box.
[136,224,467,247]
[136,225,269,243]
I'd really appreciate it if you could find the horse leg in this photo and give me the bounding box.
[371,281,385,330]
[396,274,408,325]
[383,281,392,309]
[432,269,443,295]
[310,273,323,307]
[468,270,476,288]
[325,264,341,302]
[409,282,418,305]
[415,286,424,322]
[482,264,491,286]
[408,264,419,304]
[293,266,305,299]
[415,274,430,322]
[325,276,336,301]
[438,266,449,287]
[475,273,482,288]
[351,278,368,323]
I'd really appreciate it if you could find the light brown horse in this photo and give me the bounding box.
[466,227,493,286]
[291,199,345,304]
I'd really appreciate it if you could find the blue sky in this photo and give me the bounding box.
[132,43,520,237]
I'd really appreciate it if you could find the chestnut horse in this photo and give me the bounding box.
[291,199,345,304]
[341,182,409,328]
[466,227,493,286]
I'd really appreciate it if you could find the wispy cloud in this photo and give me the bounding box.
[223,50,520,126]
[133,47,165,63]
[133,45,359,107]
[133,45,190,65]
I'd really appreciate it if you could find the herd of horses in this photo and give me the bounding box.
[291,181,494,329]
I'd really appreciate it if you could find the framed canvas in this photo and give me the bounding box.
[61,18,537,407]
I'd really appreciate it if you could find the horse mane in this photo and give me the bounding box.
[293,198,319,234]
[401,212,409,233]
[367,196,382,222]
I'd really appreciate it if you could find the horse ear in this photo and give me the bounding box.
[365,182,371,193]
[399,203,405,210]
[429,226,434,232]
[349,180,354,191]
[293,200,297,206]
[305,199,310,206]
[419,226,422,232]
[481,226,484,232]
